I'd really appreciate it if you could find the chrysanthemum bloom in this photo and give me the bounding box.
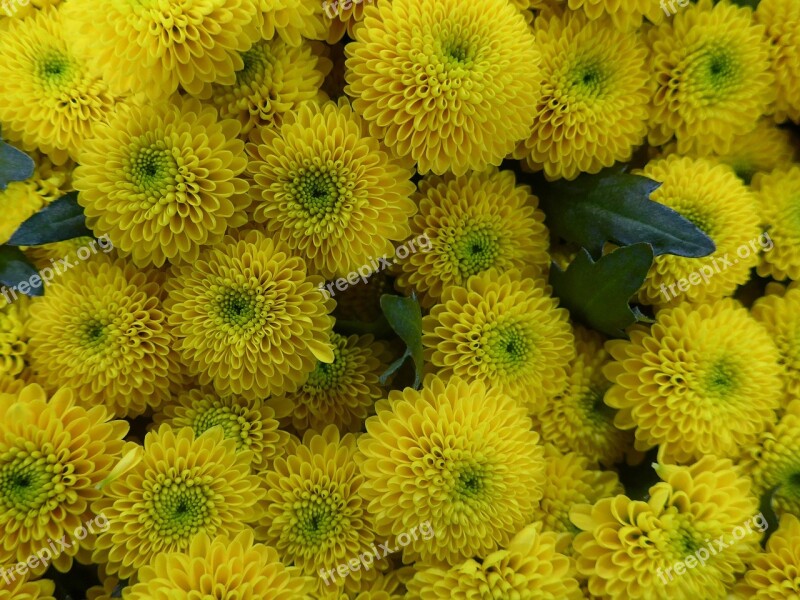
[63,0,260,100]
[532,326,633,467]
[246,100,416,279]
[152,388,292,475]
[27,256,184,417]
[276,333,391,434]
[257,425,381,596]
[566,0,663,29]
[358,376,545,565]
[646,0,774,156]
[165,230,335,399]
[604,298,783,463]
[0,8,122,164]
[406,523,581,599]
[74,96,250,268]
[0,384,128,573]
[199,38,332,137]
[345,0,542,175]
[635,156,762,306]
[512,11,650,180]
[422,269,574,412]
[757,0,800,123]
[0,297,29,379]
[393,169,550,309]
[571,456,761,599]
[752,166,800,281]
[92,425,265,579]
[255,0,327,46]
[0,576,55,600]
[735,513,800,598]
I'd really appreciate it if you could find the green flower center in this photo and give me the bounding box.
[128,142,175,196]
[580,386,616,426]
[453,224,501,278]
[690,43,741,103]
[484,323,532,375]
[80,319,111,354]
[304,345,347,392]
[570,60,606,98]
[289,485,346,550]
[441,39,471,65]
[193,403,249,449]
[702,357,739,399]
[236,43,272,87]
[287,162,355,231]
[0,443,67,518]
[673,204,715,238]
[215,287,261,331]
[150,481,213,541]
[36,51,73,86]
[454,466,485,500]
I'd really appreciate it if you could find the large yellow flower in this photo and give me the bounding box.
[165,230,335,399]
[735,513,800,598]
[358,376,545,565]
[246,100,416,279]
[752,166,800,281]
[74,96,250,268]
[393,169,550,309]
[92,425,265,579]
[604,298,783,463]
[513,10,650,180]
[756,0,800,123]
[646,0,774,156]
[345,0,541,175]
[422,269,574,412]
[0,384,128,573]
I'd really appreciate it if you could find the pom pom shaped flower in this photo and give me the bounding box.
[200,38,332,137]
[566,0,663,29]
[345,0,542,175]
[635,156,762,306]
[646,0,774,156]
[152,388,292,474]
[422,269,574,411]
[358,376,546,565]
[393,169,550,309]
[513,11,650,180]
[756,0,800,123]
[255,0,327,46]
[0,8,122,164]
[123,530,311,599]
[0,577,55,600]
[246,100,416,279]
[92,425,265,579]
[73,96,251,268]
[165,230,335,399]
[752,166,800,281]
[0,297,29,379]
[571,456,761,599]
[0,384,128,573]
[27,256,183,417]
[532,325,633,467]
[63,0,260,100]
[604,298,783,463]
[735,513,800,598]
[257,425,380,596]
[407,522,581,598]
[276,332,391,434]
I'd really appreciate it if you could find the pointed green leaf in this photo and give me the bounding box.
[0,141,34,191]
[379,293,423,388]
[550,243,654,337]
[7,191,94,246]
[0,245,42,297]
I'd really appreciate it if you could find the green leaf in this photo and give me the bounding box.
[532,169,715,259]
[378,293,424,388]
[758,486,781,548]
[0,245,42,297]
[550,243,654,338]
[7,191,93,246]
[0,141,34,191]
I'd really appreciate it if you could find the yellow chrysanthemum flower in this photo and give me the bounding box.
[752,166,800,281]
[27,256,184,417]
[393,169,550,309]
[604,298,783,463]
[0,576,55,600]
[757,0,800,123]
[0,8,122,165]
[532,325,634,467]
[735,513,800,598]
[124,529,311,599]
[358,376,546,565]
[199,38,332,137]
[255,0,327,46]
[646,0,774,156]
[0,296,29,379]
[513,11,650,180]
[0,384,128,573]
[74,96,250,268]
[92,425,265,579]
[152,388,292,475]
[165,230,335,399]
[246,100,415,279]
[571,456,761,599]
[566,0,663,29]
[422,269,574,412]
[63,0,260,100]
[635,156,762,306]
[406,522,581,599]
[276,333,391,434]
[345,0,542,175]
